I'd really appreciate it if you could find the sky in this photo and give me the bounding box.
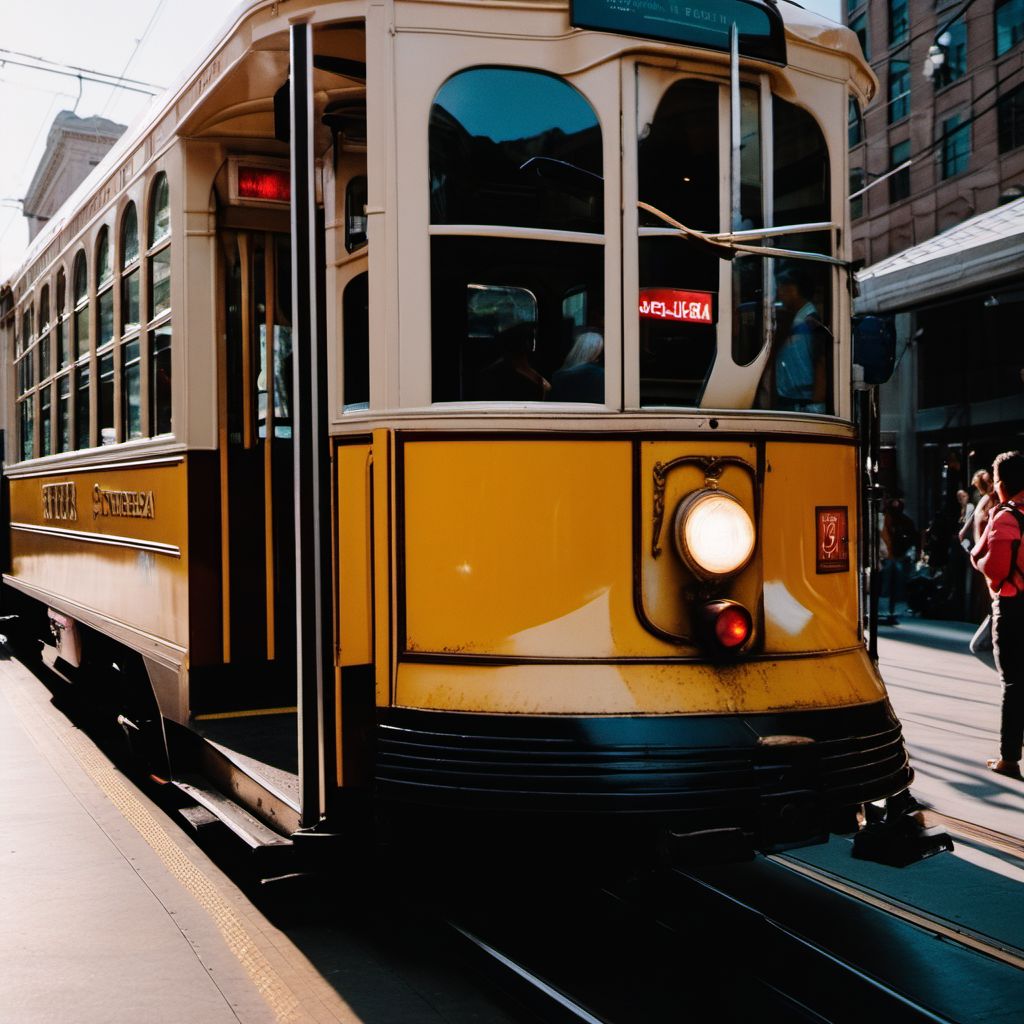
[0,0,841,280]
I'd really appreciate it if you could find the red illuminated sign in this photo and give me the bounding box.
[639,288,714,324]
[237,166,291,203]
[816,506,850,574]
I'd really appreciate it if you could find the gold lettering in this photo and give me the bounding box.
[42,482,77,522]
[91,485,156,519]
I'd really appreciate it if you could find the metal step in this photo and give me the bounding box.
[174,773,294,856]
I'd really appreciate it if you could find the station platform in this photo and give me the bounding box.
[0,648,519,1024]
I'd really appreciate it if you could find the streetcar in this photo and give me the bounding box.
[0,0,914,860]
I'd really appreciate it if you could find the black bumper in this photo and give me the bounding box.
[375,701,912,831]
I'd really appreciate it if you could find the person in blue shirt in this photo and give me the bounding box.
[773,268,829,414]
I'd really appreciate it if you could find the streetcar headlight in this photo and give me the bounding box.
[673,489,756,579]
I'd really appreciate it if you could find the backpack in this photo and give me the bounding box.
[993,503,1024,594]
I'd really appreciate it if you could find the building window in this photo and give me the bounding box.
[148,172,172,434]
[849,97,863,147]
[850,168,866,220]
[889,0,908,46]
[998,83,1024,152]
[941,114,970,178]
[851,12,869,60]
[996,0,1024,57]
[935,20,968,87]
[72,249,90,449]
[889,61,910,123]
[889,140,911,203]
[847,0,862,14]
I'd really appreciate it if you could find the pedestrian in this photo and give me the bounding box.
[880,498,917,625]
[966,469,997,662]
[971,450,1024,778]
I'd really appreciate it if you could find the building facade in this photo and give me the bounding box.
[22,112,126,242]
[848,0,1024,620]
[846,0,1024,266]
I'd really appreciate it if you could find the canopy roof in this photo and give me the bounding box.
[855,197,1024,314]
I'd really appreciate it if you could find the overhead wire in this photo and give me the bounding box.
[0,47,164,92]
[99,0,168,116]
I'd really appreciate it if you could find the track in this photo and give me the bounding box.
[440,836,1024,1024]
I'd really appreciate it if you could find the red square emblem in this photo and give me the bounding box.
[816,506,849,573]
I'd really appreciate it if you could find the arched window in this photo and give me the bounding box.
[17,304,35,460]
[39,285,52,456]
[55,267,70,452]
[96,227,115,444]
[121,202,142,440]
[429,68,604,404]
[147,173,171,434]
[72,250,90,449]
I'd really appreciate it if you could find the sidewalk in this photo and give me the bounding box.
[877,608,1024,841]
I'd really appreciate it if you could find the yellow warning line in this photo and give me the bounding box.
[195,706,298,721]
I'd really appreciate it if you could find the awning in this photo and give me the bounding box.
[855,197,1024,314]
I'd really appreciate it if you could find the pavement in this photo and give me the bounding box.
[0,648,521,1024]
[877,607,1024,840]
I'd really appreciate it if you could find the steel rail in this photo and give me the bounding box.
[770,853,1024,971]
[666,865,958,1024]
[446,920,612,1024]
[920,811,1024,863]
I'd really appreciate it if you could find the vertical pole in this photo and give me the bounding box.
[729,24,741,233]
[290,18,326,828]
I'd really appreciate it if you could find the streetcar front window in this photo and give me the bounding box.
[429,67,605,404]
[635,77,836,415]
[638,78,719,408]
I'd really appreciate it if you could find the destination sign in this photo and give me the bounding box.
[639,288,715,324]
[570,0,787,65]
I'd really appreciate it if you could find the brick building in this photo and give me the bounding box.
[846,0,1024,266]
[847,0,1024,619]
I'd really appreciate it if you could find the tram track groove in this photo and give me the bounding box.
[920,811,1024,863]
[769,853,1024,971]
[446,921,611,1024]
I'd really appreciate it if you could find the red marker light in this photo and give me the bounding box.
[700,600,752,651]
[237,166,290,203]
[715,606,751,648]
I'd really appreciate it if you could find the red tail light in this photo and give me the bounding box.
[701,600,752,651]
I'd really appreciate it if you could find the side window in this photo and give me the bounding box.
[96,226,115,445]
[343,271,369,409]
[345,176,368,252]
[121,203,142,439]
[429,67,605,403]
[72,250,90,449]
[17,305,35,460]
[148,172,172,435]
[38,286,51,456]
[55,268,70,452]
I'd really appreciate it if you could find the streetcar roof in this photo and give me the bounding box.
[6,0,872,292]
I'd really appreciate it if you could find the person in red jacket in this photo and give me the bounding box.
[971,450,1024,778]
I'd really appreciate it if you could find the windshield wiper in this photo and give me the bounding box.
[638,201,849,267]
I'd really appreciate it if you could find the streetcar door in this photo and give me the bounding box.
[218,230,297,701]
